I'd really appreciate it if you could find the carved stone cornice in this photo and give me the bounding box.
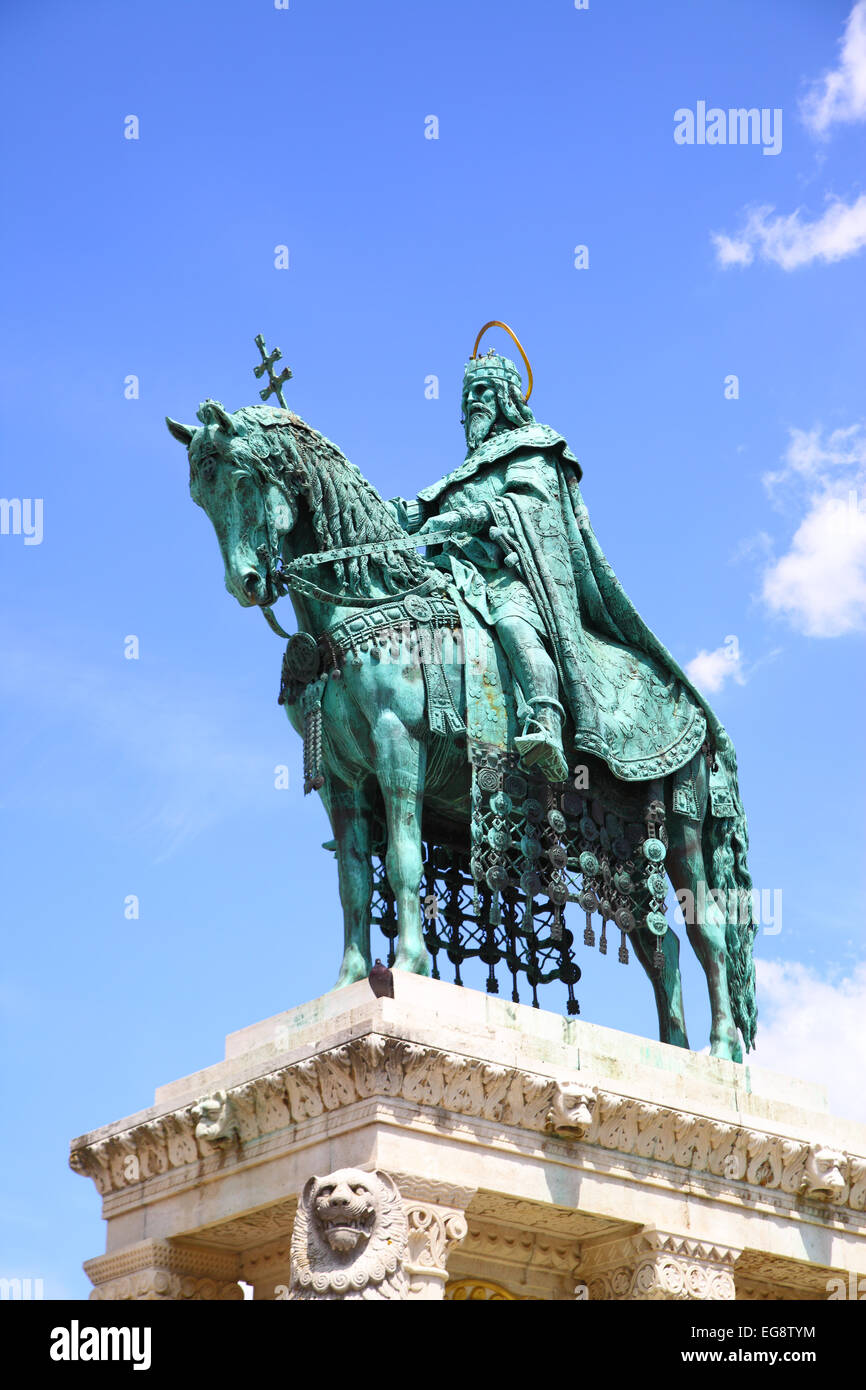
[577,1231,739,1302]
[68,1034,866,1219]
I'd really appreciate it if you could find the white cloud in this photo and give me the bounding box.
[750,959,866,1124]
[685,640,745,694]
[801,0,866,136]
[712,194,866,270]
[760,425,866,637]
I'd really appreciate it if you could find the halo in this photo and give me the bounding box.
[470,320,533,402]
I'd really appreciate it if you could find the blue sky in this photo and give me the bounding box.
[1,0,864,1298]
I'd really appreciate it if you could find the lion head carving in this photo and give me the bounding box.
[289,1168,409,1299]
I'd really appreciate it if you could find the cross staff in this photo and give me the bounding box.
[253,333,293,408]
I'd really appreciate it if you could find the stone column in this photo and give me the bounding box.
[576,1230,738,1301]
[84,1239,243,1301]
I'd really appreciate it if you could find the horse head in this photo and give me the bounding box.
[167,400,300,608]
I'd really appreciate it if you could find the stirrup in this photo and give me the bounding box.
[514,696,568,782]
[518,695,565,737]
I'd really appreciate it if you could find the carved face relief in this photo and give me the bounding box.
[803,1146,848,1201]
[547,1083,597,1139]
[311,1170,378,1253]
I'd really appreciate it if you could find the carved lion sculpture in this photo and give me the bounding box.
[289,1168,409,1300]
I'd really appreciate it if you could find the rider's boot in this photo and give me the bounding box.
[514,696,569,783]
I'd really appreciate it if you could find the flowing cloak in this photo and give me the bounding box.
[418,422,737,795]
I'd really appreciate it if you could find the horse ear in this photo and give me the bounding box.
[204,400,238,436]
[214,403,238,435]
[165,417,196,446]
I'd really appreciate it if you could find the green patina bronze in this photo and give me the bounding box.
[166,330,757,1062]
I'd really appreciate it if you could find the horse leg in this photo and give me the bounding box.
[320,774,375,989]
[629,923,690,1049]
[370,712,429,977]
[665,768,742,1061]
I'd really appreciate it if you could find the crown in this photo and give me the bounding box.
[463,321,533,402]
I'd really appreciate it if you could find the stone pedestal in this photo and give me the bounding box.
[70,975,866,1301]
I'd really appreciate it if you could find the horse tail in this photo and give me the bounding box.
[702,735,758,1052]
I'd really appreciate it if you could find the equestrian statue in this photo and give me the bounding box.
[166,324,757,1062]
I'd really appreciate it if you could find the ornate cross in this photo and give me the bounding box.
[253,333,293,408]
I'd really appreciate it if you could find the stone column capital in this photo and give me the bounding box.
[403,1201,470,1300]
[84,1239,243,1301]
[576,1229,739,1301]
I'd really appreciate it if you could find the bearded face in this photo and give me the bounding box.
[463,375,501,450]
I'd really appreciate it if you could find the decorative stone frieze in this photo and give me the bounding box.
[69,1036,866,1219]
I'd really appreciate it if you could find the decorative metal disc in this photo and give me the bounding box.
[522,798,544,823]
[579,850,599,877]
[643,837,667,864]
[490,791,513,816]
[612,836,631,861]
[614,870,633,894]
[504,772,528,799]
[404,594,432,621]
[547,808,566,835]
[646,910,668,937]
[647,872,667,900]
[470,856,485,881]
[487,826,511,852]
[548,880,567,906]
[486,864,509,892]
[520,834,542,860]
[579,815,599,842]
[578,889,599,912]
[285,631,320,683]
[547,845,567,870]
[615,907,636,932]
[562,791,584,817]
[520,869,542,896]
[477,767,500,793]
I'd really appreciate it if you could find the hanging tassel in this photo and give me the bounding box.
[599,920,608,956]
[618,930,629,965]
[584,911,595,947]
[551,904,563,942]
[301,676,327,794]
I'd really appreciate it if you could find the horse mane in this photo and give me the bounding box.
[227,406,430,596]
